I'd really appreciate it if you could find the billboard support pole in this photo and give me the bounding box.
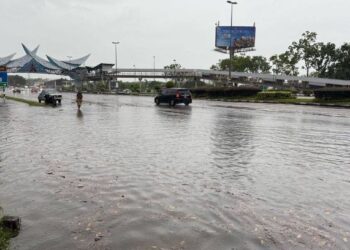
[227,1,237,86]
[229,48,234,84]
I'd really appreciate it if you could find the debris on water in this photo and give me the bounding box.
[60,176,66,179]
[95,233,104,242]
[297,234,302,239]
[121,195,125,198]
[47,171,54,175]
[78,185,84,189]
[344,237,348,242]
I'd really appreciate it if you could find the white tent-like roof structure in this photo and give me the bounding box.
[6,45,40,69]
[0,53,16,66]
[2,44,90,74]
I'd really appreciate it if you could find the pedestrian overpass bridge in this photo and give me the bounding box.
[87,67,350,88]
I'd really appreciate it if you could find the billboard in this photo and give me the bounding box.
[0,66,8,87]
[215,26,256,50]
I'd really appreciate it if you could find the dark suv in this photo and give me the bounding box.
[155,88,192,106]
[38,89,62,105]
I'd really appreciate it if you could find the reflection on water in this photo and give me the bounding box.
[76,110,84,119]
[0,94,350,250]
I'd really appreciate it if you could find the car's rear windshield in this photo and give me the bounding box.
[43,89,57,94]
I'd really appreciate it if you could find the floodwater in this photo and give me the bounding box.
[0,92,350,250]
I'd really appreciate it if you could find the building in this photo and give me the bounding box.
[0,44,90,76]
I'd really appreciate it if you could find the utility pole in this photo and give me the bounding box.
[112,41,120,89]
[66,56,73,90]
[227,1,237,85]
[153,56,156,82]
[173,59,178,88]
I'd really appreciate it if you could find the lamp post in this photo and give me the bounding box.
[227,1,237,85]
[153,56,156,82]
[173,59,177,88]
[112,41,120,88]
[67,56,72,90]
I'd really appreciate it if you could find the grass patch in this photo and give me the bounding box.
[0,227,11,250]
[6,96,45,107]
[257,91,293,100]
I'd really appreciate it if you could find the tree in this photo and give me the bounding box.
[164,63,183,82]
[164,63,181,77]
[8,75,26,86]
[250,56,271,73]
[217,56,270,73]
[166,81,175,88]
[289,31,318,77]
[219,56,251,72]
[332,43,350,80]
[210,64,220,70]
[270,51,299,76]
[96,81,108,92]
[312,42,337,78]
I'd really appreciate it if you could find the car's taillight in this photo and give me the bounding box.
[176,92,180,98]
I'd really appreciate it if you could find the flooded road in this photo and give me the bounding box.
[1,92,350,250]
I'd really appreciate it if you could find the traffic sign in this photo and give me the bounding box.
[0,67,8,87]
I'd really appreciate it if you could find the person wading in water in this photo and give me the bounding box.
[76,91,83,109]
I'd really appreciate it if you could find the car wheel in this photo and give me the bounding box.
[38,99,41,103]
[58,100,61,104]
[155,98,160,106]
[170,99,176,107]
[185,101,189,106]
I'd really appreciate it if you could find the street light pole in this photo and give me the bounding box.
[67,56,73,90]
[112,41,120,89]
[173,59,178,88]
[153,56,156,82]
[227,1,237,85]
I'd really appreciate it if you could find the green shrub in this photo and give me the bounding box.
[302,89,314,96]
[166,81,175,88]
[256,91,293,100]
[190,87,260,98]
[314,87,350,99]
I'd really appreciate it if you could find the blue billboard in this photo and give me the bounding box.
[0,67,8,87]
[215,26,256,50]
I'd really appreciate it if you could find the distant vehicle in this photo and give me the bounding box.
[155,88,192,106]
[31,87,39,93]
[13,88,21,94]
[38,89,62,105]
[117,89,132,95]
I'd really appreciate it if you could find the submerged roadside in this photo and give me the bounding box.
[209,97,350,108]
[0,207,21,250]
[191,87,350,108]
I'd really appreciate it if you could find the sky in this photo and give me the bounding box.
[1,0,350,71]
